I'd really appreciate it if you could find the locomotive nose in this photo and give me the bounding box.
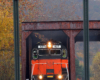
[46,62,54,75]
[47,62,53,67]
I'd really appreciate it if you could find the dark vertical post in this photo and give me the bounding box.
[13,0,20,80]
[83,0,89,80]
[29,37,32,80]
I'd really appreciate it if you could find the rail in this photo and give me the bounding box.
[31,63,69,80]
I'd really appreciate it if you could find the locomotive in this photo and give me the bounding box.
[31,40,69,80]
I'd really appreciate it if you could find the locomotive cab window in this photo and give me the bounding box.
[39,50,49,56]
[32,49,38,59]
[62,49,67,58]
[51,50,61,55]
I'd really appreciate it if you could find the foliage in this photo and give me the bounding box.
[33,32,48,41]
[0,1,13,51]
[0,51,15,80]
[75,42,100,80]
[91,52,100,80]
[75,58,83,79]
[0,0,15,80]
[19,0,81,22]
[19,0,44,22]
[89,0,100,20]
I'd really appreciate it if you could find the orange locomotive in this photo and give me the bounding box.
[31,40,69,80]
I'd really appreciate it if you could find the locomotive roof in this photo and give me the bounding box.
[36,39,62,45]
[32,39,67,49]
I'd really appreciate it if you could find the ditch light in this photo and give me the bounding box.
[39,75,43,79]
[58,75,62,79]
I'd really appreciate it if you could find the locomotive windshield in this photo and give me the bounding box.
[39,50,49,56]
[32,40,68,59]
[51,50,61,55]
[39,50,61,56]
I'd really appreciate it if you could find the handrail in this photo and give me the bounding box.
[54,63,69,80]
[31,63,69,80]
[31,63,47,80]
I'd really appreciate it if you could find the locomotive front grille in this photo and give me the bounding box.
[62,68,67,74]
[46,69,54,73]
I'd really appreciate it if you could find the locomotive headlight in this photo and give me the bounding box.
[47,42,52,48]
[58,75,62,79]
[39,75,43,79]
